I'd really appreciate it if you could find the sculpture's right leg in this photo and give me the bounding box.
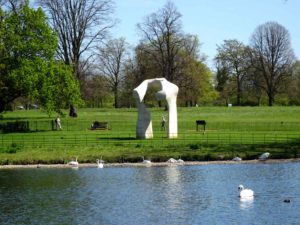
[167,98,178,138]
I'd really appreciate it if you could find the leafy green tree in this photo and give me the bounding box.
[177,51,217,106]
[39,62,82,115]
[215,39,249,106]
[0,1,81,114]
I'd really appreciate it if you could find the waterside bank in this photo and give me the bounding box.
[1,158,300,169]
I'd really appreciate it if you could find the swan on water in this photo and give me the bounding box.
[259,152,270,160]
[68,157,79,167]
[142,157,151,164]
[167,158,177,163]
[97,157,104,168]
[232,157,242,161]
[238,185,254,198]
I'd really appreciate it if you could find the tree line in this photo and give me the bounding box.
[0,0,299,115]
[215,22,298,106]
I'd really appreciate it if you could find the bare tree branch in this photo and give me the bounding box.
[97,37,129,108]
[250,21,296,106]
[136,1,184,82]
[38,0,115,81]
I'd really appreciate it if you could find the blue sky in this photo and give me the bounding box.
[112,0,300,68]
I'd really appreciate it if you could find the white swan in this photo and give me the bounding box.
[177,157,184,163]
[68,157,79,167]
[238,185,254,198]
[142,157,151,164]
[167,158,177,163]
[259,152,270,160]
[97,158,104,168]
[232,157,242,161]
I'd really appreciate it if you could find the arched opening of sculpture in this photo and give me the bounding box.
[133,78,178,139]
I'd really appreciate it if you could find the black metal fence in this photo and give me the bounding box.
[1,120,300,133]
[1,132,299,149]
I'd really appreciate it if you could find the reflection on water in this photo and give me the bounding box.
[163,166,183,210]
[240,196,254,210]
[1,163,300,224]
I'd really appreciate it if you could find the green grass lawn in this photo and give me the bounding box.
[0,106,300,164]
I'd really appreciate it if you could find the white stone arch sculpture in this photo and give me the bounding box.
[133,78,179,139]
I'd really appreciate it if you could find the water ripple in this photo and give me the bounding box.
[1,163,300,224]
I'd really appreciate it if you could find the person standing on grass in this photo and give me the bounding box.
[161,115,166,131]
[55,116,62,130]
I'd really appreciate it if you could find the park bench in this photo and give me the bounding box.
[196,120,206,131]
[91,121,109,130]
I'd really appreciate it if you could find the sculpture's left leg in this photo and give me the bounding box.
[136,102,153,139]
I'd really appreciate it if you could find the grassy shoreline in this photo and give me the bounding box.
[0,140,299,165]
[1,158,300,169]
[1,107,299,165]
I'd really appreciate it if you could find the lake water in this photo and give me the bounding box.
[1,162,300,225]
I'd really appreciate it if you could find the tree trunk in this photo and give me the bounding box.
[268,96,273,106]
[114,87,119,108]
[268,92,274,106]
[237,76,241,106]
[0,100,5,113]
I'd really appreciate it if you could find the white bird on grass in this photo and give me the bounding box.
[167,158,177,163]
[97,157,104,168]
[142,157,151,164]
[177,157,184,163]
[238,185,254,198]
[68,157,79,167]
[259,152,270,161]
[232,157,242,162]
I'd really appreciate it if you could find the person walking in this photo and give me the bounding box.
[55,116,62,130]
[161,115,166,131]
